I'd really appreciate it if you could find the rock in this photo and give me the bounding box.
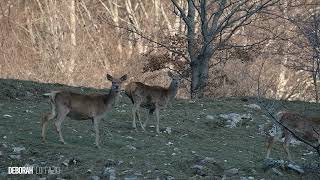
[87,169,92,174]
[302,151,313,156]
[165,127,172,134]
[205,115,214,120]
[124,176,138,180]
[191,165,204,170]
[243,104,261,110]
[200,157,216,164]
[0,151,3,156]
[9,154,21,159]
[69,158,80,165]
[165,176,175,180]
[288,164,304,174]
[271,168,283,176]
[134,172,143,176]
[118,160,124,165]
[120,169,133,175]
[87,176,100,180]
[2,144,8,148]
[224,168,239,176]
[219,113,252,128]
[250,168,257,175]
[38,178,46,180]
[101,167,116,180]
[240,176,254,180]
[166,142,174,146]
[126,145,136,150]
[105,159,117,167]
[62,159,69,166]
[191,165,206,176]
[13,146,26,154]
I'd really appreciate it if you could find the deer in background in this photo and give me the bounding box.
[125,71,180,133]
[266,111,320,161]
[41,74,127,148]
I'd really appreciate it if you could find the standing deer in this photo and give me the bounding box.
[266,111,320,161]
[41,74,127,148]
[125,71,180,133]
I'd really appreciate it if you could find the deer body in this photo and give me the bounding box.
[125,72,179,133]
[41,74,127,148]
[266,111,320,161]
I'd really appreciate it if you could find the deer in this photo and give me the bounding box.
[125,71,180,133]
[41,74,127,149]
[266,110,320,161]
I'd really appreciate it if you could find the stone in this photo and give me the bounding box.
[219,113,252,128]
[287,164,304,174]
[9,154,21,159]
[101,167,116,180]
[126,145,137,150]
[105,159,117,167]
[206,115,214,120]
[124,176,138,180]
[243,104,261,110]
[224,168,239,176]
[165,127,172,134]
[88,176,100,180]
[165,176,175,180]
[271,168,283,176]
[240,177,254,180]
[200,157,216,164]
[13,146,26,154]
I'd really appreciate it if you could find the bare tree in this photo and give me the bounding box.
[291,12,320,102]
[171,0,279,98]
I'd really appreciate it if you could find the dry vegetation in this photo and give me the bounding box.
[0,0,319,100]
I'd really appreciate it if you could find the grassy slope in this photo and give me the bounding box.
[0,79,319,179]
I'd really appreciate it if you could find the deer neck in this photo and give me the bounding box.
[168,81,178,100]
[103,90,119,105]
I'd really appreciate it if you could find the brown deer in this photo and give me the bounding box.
[41,74,127,148]
[125,71,180,133]
[266,111,320,161]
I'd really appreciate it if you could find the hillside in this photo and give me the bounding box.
[0,79,319,179]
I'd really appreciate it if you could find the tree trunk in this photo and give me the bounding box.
[190,55,210,99]
[313,72,318,103]
[69,0,76,84]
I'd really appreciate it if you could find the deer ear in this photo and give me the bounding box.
[168,71,173,78]
[106,74,113,81]
[120,74,128,81]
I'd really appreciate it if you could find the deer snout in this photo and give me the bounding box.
[112,85,120,92]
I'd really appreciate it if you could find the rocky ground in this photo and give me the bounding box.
[0,79,319,179]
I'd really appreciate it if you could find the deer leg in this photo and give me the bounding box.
[132,104,138,129]
[93,117,101,149]
[266,136,276,159]
[282,132,293,161]
[54,107,68,144]
[143,108,154,130]
[135,107,145,131]
[41,103,57,143]
[155,106,160,134]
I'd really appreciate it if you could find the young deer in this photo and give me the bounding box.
[125,71,180,133]
[266,111,320,161]
[41,74,127,148]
